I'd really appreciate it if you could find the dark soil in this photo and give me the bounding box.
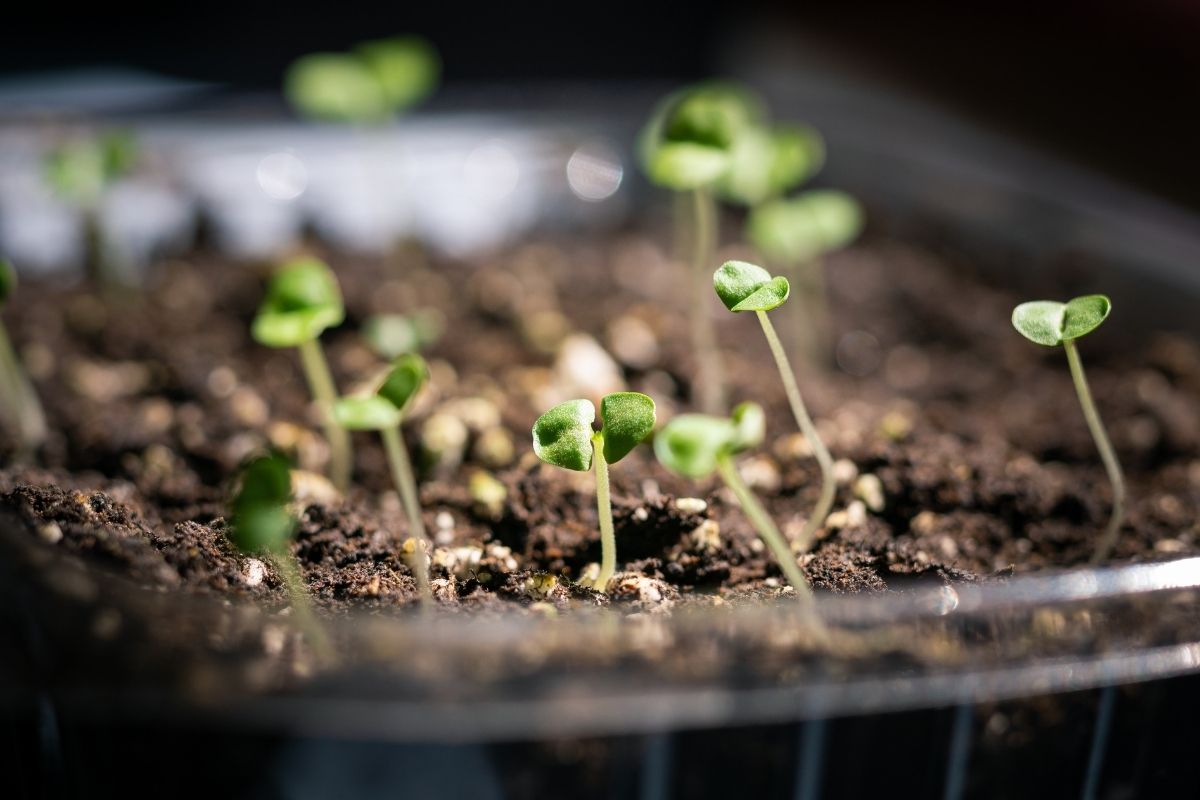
[2,234,1198,621]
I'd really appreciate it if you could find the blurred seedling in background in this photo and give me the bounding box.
[286,35,440,122]
[362,310,444,359]
[639,82,764,414]
[0,259,46,455]
[655,402,812,599]
[43,130,138,287]
[714,260,835,549]
[1012,295,1125,562]
[229,453,329,658]
[532,392,656,591]
[334,354,432,602]
[747,190,864,364]
[252,258,353,493]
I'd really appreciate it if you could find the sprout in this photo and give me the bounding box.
[1012,295,1125,562]
[334,354,431,601]
[286,36,439,122]
[252,258,353,492]
[655,403,811,598]
[713,261,836,549]
[532,392,656,590]
[362,311,444,359]
[0,259,46,455]
[230,454,328,657]
[746,189,865,363]
[716,124,825,208]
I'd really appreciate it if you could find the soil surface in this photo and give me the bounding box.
[3,233,1199,619]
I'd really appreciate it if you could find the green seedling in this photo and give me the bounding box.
[286,35,439,122]
[747,189,864,363]
[252,258,353,493]
[714,260,835,549]
[229,453,329,658]
[362,311,444,359]
[640,82,764,414]
[716,124,825,208]
[0,259,46,455]
[655,402,811,598]
[1012,295,1125,562]
[532,392,656,590]
[334,354,432,601]
[44,130,138,287]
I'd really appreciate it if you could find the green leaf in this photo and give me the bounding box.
[746,190,863,265]
[713,260,790,312]
[599,392,656,464]
[355,36,440,112]
[730,402,765,452]
[285,52,391,122]
[377,354,427,412]
[647,142,730,190]
[44,140,106,205]
[653,414,737,479]
[334,395,402,430]
[663,82,765,150]
[252,258,345,348]
[1062,295,1111,340]
[768,125,824,194]
[231,454,296,553]
[532,399,596,472]
[230,504,296,554]
[717,124,825,207]
[0,259,15,303]
[235,453,293,507]
[100,130,138,180]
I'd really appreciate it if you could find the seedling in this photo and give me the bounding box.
[1012,295,1125,562]
[746,189,864,362]
[655,402,812,598]
[532,392,656,590]
[0,259,46,455]
[252,258,353,492]
[334,354,432,601]
[286,36,439,122]
[44,130,138,286]
[229,453,329,657]
[713,260,836,549]
[716,124,825,209]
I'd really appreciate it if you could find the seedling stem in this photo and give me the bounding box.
[691,187,725,414]
[298,338,352,492]
[381,424,432,597]
[266,549,331,661]
[591,436,616,589]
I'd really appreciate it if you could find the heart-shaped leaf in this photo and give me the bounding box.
[647,142,730,191]
[654,413,738,479]
[285,52,391,122]
[253,258,345,348]
[355,35,440,112]
[746,190,863,265]
[663,83,765,150]
[377,354,427,412]
[334,395,402,431]
[532,399,596,472]
[600,392,656,464]
[1012,295,1110,347]
[231,454,296,553]
[713,260,790,312]
[1062,295,1111,340]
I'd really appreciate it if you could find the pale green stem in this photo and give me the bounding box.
[1064,339,1126,563]
[716,454,812,601]
[297,338,352,492]
[800,255,831,364]
[0,321,46,455]
[756,310,836,551]
[591,435,616,591]
[690,187,725,415]
[381,424,432,602]
[266,550,333,664]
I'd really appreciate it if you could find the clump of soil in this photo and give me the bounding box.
[2,234,1198,622]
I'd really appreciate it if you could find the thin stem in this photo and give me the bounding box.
[802,255,831,364]
[266,550,333,664]
[716,454,812,601]
[381,424,432,602]
[690,187,725,415]
[756,310,836,551]
[0,321,46,456]
[297,338,352,492]
[592,435,616,591]
[1064,339,1126,563]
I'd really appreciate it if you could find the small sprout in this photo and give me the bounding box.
[713,261,836,550]
[362,310,444,359]
[746,190,864,267]
[0,259,47,455]
[334,354,432,601]
[655,403,812,598]
[532,392,656,590]
[647,142,731,192]
[354,36,440,112]
[1012,295,1125,562]
[230,454,329,658]
[253,258,353,492]
[286,36,440,122]
[717,124,825,208]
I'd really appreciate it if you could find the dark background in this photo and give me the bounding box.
[4,0,1197,209]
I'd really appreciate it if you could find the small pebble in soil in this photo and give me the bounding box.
[469,471,508,520]
[421,413,468,471]
[674,497,707,514]
[473,427,515,467]
[606,314,660,369]
[241,558,267,587]
[554,333,624,399]
[832,458,859,485]
[689,519,722,553]
[853,474,885,512]
[37,521,63,544]
[739,455,781,492]
[441,397,501,433]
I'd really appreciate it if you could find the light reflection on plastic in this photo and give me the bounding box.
[256,151,308,201]
[464,141,519,201]
[566,141,623,201]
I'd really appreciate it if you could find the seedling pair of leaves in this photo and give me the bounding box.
[286,36,440,122]
[1012,295,1126,562]
[655,402,811,598]
[532,392,656,590]
[0,259,47,454]
[334,355,434,602]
